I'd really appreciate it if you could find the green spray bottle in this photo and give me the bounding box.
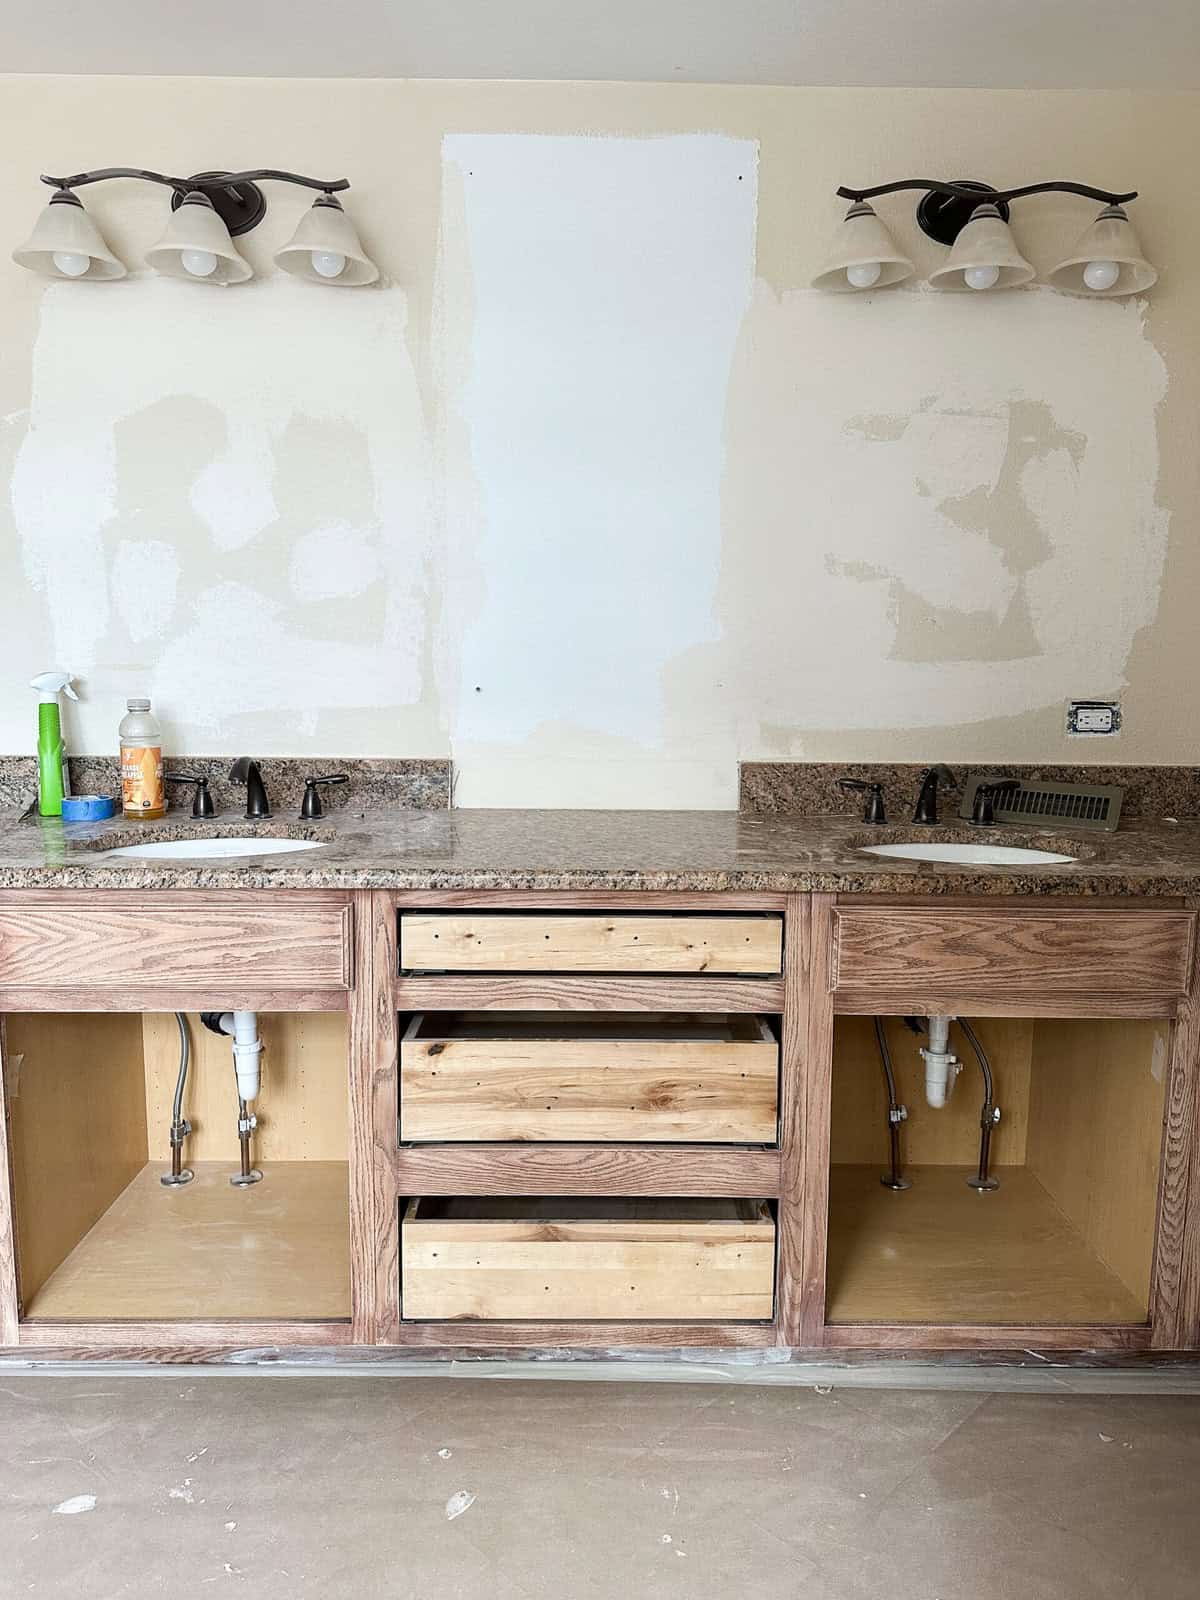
[30,670,79,817]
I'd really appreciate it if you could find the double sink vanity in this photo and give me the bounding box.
[1,765,1198,1365]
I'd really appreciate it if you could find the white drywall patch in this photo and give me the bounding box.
[440,133,758,806]
[725,285,1169,740]
[12,276,432,751]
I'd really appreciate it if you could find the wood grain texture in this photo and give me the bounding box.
[826,1165,1147,1327]
[142,1012,349,1162]
[796,895,836,1348]
[831,1015,1033,1167]
[16,1321,354,1350]
[388,1320,779,1350]
[0,1020,19,1344]
[399,1013,778,1144]
[391,890,788,911]
[395,976,785,1014]
[822,1324,1152,1352]
[6,1012,148,1306]
[0,895,352,991]
[1027,1019,1165,1309]
[0,987,350,1014]
[1153,971,1200,1349]
[394,1144,781,1197]
[401,1197,776,1322]
[400,913,783,975]
[831,908,1195,999]
[23,1162,350,1321]
[348,890,400,1345]
[773,894,809,1345]
[832,989,1180,1020]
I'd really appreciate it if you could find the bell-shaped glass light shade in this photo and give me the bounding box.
[1047,205,1157,297]
[928,203,1035,291]
[273,195,379,286]
[145,191,253,284]
[12,189,126,280]
[811,201,914,292]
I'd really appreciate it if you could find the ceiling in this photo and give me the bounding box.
[4,1,1200,87]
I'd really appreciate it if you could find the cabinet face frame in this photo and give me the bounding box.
[802,894,1200,1353]
[1,885,1198,1361]
[0,889,367,1352]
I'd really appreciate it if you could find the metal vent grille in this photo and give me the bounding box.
[958,776,1125,832]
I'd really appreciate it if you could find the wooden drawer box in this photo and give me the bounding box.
[0,894,352,993]
[401,1197,776,1321]
[399,913,782,975]
[400,1012,779,1143]
[831,906,1195,1001]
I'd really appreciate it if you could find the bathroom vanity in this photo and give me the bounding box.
[0,806,1198,1363]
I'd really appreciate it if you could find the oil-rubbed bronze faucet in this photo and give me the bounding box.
[228,757,270,819]
[969,779,1022,826]
[837,777,887,824]
[912,765,957,825]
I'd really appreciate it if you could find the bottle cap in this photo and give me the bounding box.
[126,698,151,711]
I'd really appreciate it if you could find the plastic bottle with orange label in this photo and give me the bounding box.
[120,697,165,820]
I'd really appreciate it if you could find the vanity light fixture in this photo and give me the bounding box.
[12,167,380,286]
[273,194,379,286]
[811,200,915,292]
[11,186,126,280]
[815,178,1156,296]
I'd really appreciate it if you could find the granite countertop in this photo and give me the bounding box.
[0,806,1198,897]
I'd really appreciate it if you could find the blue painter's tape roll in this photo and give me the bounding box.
[61,795,116,822]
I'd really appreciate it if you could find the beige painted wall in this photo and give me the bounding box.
[1,78,1196,806]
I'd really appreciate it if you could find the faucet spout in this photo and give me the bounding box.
[912,764,956,826]
[229,757,271,819]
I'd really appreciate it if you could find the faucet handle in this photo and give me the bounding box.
[970,779,1021,827]
[300,773,349,819]
[166,772,215,819]
[837,778,887,825]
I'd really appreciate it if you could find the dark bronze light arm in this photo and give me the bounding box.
[836,178,1137,206]
[40,168,351,195]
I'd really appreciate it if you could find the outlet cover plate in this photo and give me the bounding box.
[1066,699,1122,736]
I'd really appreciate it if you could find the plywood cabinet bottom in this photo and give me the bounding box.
[21,1162,351,1323]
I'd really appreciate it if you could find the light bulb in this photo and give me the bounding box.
[181,248,218,278]
[845,261,882,290]
[311,250,346,280]
[1083,259,1120,292]
[52,250,91,277]
[964,264,1000,291]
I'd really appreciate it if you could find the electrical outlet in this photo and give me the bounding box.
[1066,699,1122,736]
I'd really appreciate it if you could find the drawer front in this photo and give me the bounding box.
[0,898,352,991]
[831,907,1195,999]
[399,1013,779,1143]
[401,1197,776,1321]
[399,913,782,975]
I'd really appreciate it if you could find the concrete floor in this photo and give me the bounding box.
[1,1376,1198,1598]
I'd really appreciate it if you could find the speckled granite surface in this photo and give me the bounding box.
[0,756,450,815]
[740,762,1200,822]
[0,807,1198,896]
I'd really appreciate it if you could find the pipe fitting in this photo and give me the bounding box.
[920,1014,961,1108]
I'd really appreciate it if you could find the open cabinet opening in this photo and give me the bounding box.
[826,1014,1168,1327]
[3,1011,350,1323]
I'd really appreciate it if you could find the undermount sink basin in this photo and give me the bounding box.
[859,841,1077,867]
[104,837,326,861]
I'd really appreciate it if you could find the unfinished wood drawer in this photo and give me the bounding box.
[400,1012,779,1143]
[0,895,352,993]
[401,1197,776,1320]
[831,906,1195,1001]
[399,913,782,975]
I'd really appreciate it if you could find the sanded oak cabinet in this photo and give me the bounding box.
[1,886,1198,1361]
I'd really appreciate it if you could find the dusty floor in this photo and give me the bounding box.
[1,1376,1198,1598]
